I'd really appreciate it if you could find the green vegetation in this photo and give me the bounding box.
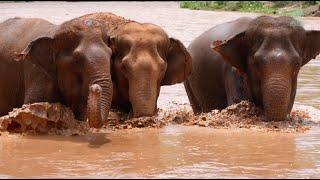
[180,1,320,17]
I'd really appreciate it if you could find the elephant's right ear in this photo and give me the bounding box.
[105,36,117,55]
[15,36,56,76]
[303,30,320,66]
[161,38,192,85]
[211,32,248,74]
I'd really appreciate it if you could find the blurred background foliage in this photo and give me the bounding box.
[180,1,320,17]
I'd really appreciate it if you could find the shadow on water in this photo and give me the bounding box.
[0,126,319,178]
[23,132,112,148]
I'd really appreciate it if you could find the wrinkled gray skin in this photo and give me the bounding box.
[0,17,113,128]
[185,16,320,121]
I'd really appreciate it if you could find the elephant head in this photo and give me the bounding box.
[110,23,192,117]
[18,18,113,128]
[212,16,320,121]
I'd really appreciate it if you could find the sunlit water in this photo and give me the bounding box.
[0,2,319,178]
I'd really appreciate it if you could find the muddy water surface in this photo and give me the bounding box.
[1,127,320,178]
[0,2,320,178]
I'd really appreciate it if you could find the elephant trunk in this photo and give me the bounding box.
[86,71,113,128]
[129,78,158,118]
[262,75,291,121]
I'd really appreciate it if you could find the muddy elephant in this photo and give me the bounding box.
[79,13,192,118]
[0,16,113,128]
[184,16,320,121]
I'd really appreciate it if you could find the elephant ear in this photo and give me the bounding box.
[16,36,56,77]
[107,36,116,50]
[211,32,248,74]
[161,38,192,85]
[303,30,320,66]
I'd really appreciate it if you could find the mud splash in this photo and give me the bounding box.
[0,101,318,136]
[104,101,318,133]
[171,101,315,133]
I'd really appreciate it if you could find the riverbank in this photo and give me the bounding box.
[180,1,320,17]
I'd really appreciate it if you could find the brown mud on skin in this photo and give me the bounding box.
[104,101,319,133]
[0,103,89,136]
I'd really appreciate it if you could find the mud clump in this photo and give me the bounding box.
[0,101,317,135]
[178,101,315,133]
[0,103,89,136]
[105,110,169,130]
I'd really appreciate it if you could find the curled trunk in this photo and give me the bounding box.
[87,84,103,128]
[86,75,113,128]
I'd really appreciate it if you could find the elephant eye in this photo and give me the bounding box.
[120,61,130,74]
[117,36,132,50]
[253,37,264,50]
[294,61,300,69]
[293,65,300,75]
[71,51,87,65]
[252,52,266,67]
[72,51,83,61]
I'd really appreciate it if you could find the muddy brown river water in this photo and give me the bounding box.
[0,2,320,178]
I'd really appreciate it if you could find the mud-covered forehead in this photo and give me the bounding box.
[244,16,306,43]
[55,18,107,39]
[53,18,108,49]
[247,16,304,33]
[118,22,168,43]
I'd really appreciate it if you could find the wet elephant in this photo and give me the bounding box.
[0,17,113,128]
[80,13,192,118]
[184,16,320,121]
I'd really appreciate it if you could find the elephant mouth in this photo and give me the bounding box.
[130,105,158,118]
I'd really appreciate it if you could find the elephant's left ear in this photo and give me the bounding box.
[303,30,320,66]
[15,36,56,76]
[105,35,117,53]
[161,38,192,86]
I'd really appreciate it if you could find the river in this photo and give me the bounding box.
[0,1,319,178]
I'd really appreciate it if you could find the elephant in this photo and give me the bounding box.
[0,16,113,128]
[78,13,192,118]
[184,16,320,121]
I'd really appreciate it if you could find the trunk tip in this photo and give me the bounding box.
[88,119,104,128]
[89,84,102,95]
